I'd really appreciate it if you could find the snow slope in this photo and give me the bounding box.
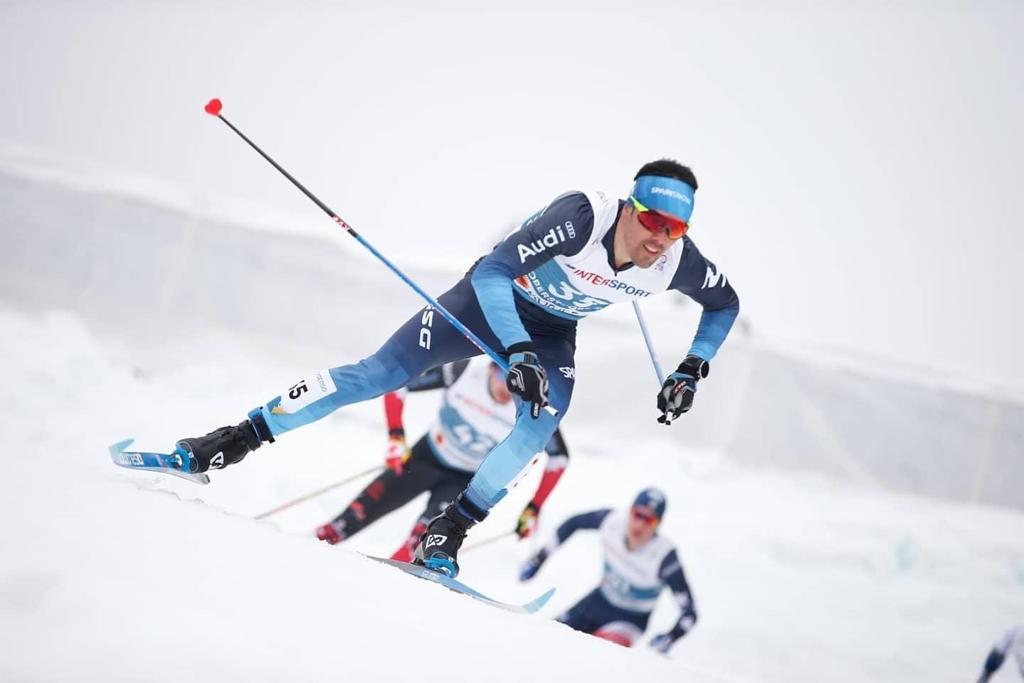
[1,127,1022,682]
[0,309,701,682]
[2,305,1022,682]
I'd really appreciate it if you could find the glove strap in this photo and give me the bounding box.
[676,355,709,380]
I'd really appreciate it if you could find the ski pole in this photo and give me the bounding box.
[632,301,665,384]
[253,465,383,520]
[462,530,516,554]
[203,99,556,416]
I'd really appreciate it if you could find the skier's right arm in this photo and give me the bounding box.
[470,192,595,351]
[519,508,611,581]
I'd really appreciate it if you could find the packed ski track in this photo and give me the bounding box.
[2,305,1022,682]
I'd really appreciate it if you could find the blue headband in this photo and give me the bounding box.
[631,175,695,222]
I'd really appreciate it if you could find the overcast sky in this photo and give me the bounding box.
[2,0,1022,391]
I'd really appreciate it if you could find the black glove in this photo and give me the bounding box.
[506,345,549,419]
[657,355,709,425]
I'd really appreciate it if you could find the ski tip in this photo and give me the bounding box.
[524,587,556,613]
[204,98,222,116]
[109,438,135,456]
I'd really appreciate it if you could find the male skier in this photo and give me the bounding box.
[174,159,740,577]
[314,358,570,559]
[519,488,697,652]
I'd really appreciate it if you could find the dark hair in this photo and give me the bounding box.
[634,159,698,191]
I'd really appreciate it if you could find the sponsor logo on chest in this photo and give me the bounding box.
[517,222,576,263]
[570,267,652,298]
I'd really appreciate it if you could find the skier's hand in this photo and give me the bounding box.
[516,502,540,539]
[649,633,676,655]
[507,346,549,419]
[657,355,709,425]
[385,435,411,475]
[315,522,343,545]
[519,548,548,582]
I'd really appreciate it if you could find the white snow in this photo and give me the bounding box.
[2,4,1023,677]
[1,285,1022,682]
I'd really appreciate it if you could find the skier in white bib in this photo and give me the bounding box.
[314,358,569,559]
[520,488,697,652]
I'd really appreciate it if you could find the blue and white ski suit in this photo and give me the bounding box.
[252,190,739,514]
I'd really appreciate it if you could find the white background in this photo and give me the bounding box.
[2,0,1023,391]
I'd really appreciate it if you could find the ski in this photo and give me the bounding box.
[365,555,555,615]
[108,439,210,485]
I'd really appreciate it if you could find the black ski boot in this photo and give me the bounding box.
[413,492,487,578]
[175,413,273,473]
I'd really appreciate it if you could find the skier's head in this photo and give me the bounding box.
[632,487,668,522]
[619,159,698,269]
[488,362,513,404]
[627,487,667,548]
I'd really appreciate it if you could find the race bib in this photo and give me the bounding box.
[273,369,337,414]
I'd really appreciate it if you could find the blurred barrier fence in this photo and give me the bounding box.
[2,171,1020,510]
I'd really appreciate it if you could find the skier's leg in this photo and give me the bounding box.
[390,462,472,562]
[558,590,647,647]
[556,589,605,634]
[315,436,442,545]
[594,603,650,647]
[254,276,498,438]
[592,621,645,648]
[414,334,575,576]
[176,277,498,472]
[464,334,576,510]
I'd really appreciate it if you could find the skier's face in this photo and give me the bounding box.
[619,204,675,268]
[626,507,659,549]
[488,364,513,404]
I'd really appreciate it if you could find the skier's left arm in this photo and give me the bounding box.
[649,549,698,654]
[656,239,740,424]
[515,428,570,539]
[519,508,611,581]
